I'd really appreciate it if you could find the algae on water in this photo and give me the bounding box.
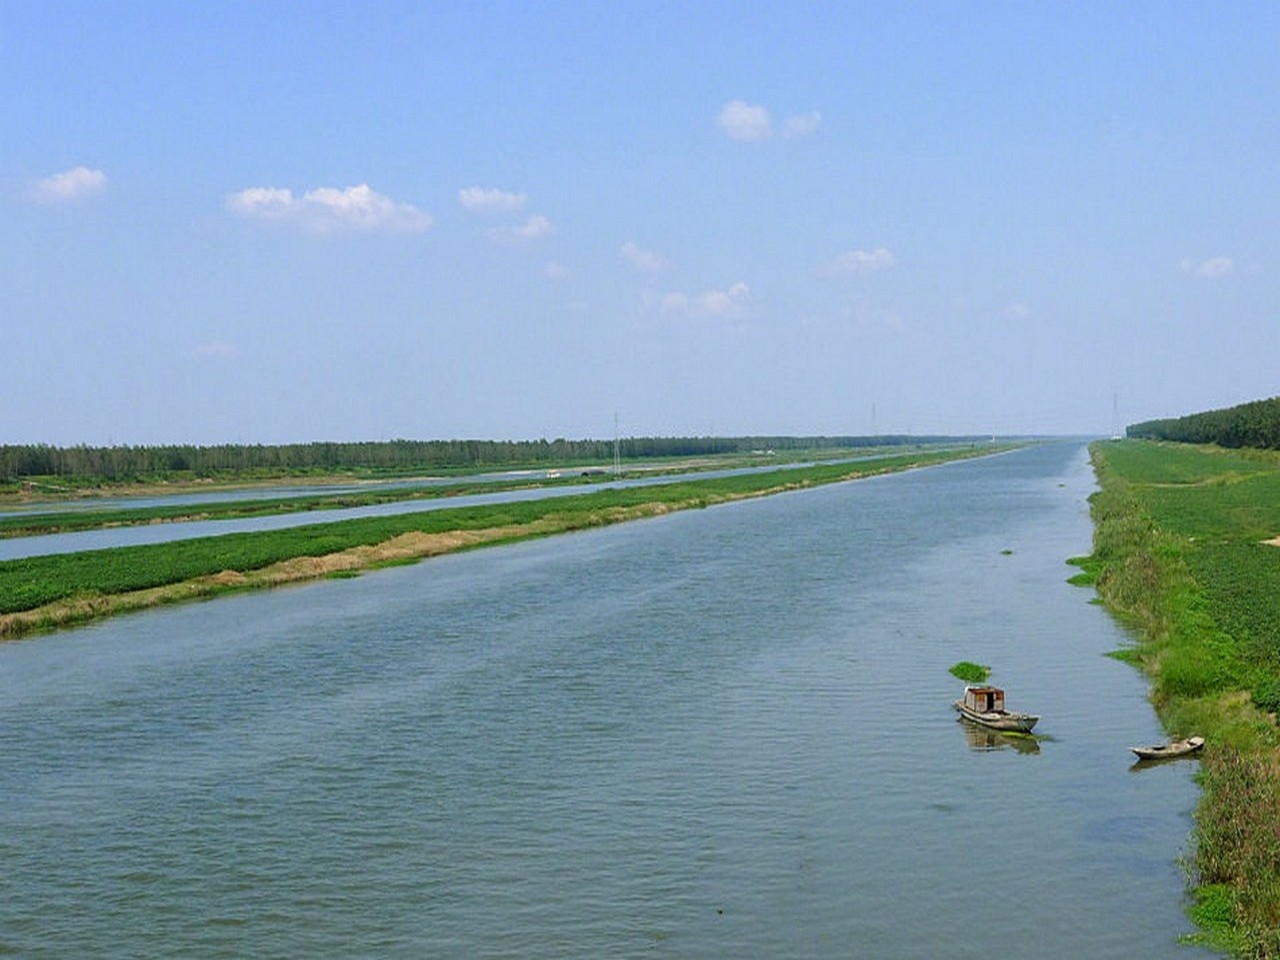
[949,661,991,684]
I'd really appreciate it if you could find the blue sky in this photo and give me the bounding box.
[4,2,1277,445]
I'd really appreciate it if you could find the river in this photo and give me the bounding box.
[0,442,1216,958]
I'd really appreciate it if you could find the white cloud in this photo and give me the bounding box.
[700,281,752,315]
[620,241,668,275]
[458,186,527,214]
[718,100,772,141]
[663,281,752,319]
[227,183,433,234]
[488,214,555,244]
[718,101,821,141]
[827,247,896,273]
[227,187,294,220]
[1180,255,1235,279]
[545,261,571,280]
[1003,301,1031,320]
[784,111,822,138]
[31,166,108,203]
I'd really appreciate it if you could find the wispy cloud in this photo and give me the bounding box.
[700,282,752,316]
[458,186,527,214]
[784,111,822,139]
[620,241,668,275]
[825,247,896,274]
[718,101,821,141]
[31,166,107,203]
[226,183,433,234]
[1180,255,1235,279]
[663,281,752,319]
[488,214,555,244]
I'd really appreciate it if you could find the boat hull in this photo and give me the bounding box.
[953,701,1039,733]
[1130,736,1204,760]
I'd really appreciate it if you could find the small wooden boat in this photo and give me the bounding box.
[1130,735,1204,761]
[953,685,1039,733]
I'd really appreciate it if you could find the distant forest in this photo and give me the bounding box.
[0,435,953,483]
[1128,396,1280,448]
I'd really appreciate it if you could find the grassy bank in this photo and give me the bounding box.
[1078,440,1280,956]
[0,444,943,538]
[0,443,923,509]
[0,473,608,539]
[0,446,1000,640]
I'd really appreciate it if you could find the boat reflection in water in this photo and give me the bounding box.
[959,718,1041,754]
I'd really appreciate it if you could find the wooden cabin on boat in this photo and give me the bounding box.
[962,686,1005,713]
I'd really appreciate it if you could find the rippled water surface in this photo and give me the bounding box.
[0,443,1216,958]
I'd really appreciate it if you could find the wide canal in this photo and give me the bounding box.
[0,442,1215,958]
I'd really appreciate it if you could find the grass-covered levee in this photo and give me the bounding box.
[1075,440,1280,957]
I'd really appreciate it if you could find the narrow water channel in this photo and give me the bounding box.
[0,451,916,561]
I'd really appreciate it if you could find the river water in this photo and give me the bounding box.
[0,442,1215,958]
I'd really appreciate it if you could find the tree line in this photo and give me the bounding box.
[1128,396,1280,449]
[0,435,945,483]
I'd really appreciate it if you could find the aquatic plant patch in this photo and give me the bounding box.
[948,661,991,683]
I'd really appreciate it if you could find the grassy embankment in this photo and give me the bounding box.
[0,445,926,538]
[0,446,1000,640]
[0,474,610,539]
[1074,440,1280,957]
[0,444,895,508]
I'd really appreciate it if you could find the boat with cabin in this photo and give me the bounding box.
[953,685,1039,733]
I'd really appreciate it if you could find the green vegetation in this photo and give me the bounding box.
[0,474,601,539]
[1129,395,1280,449]
[0,444,976,538]
[949,661,991,683]
[1084,439,1280,956]
[0,446,1002,639]
[0,434,980,489]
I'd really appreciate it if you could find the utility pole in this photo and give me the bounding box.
[613,412,620,476]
